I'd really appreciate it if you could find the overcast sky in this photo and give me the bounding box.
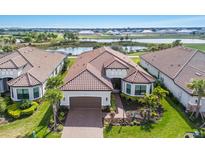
[0,15,205,28]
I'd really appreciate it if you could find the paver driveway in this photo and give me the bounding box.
[62,107,103,138]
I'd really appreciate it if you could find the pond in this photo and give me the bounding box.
[80,38,205,44]
[46,46,147,55]
[46,47,93,55]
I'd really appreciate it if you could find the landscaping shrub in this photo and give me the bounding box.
[7,104,21,119]
[21,102,39,116]
[4,96,13,105]
[20,100,32,110]
[7,102,39,119]
[0,99,7,116]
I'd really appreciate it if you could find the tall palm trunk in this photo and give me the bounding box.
[195,96,201,118]
[52,104,57,131]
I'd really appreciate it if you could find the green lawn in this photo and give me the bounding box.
[128,51,146,56]
[131,57,141,64]
[0,101,61,138]
[104,97,195,138]
[68,57,76,67]
[184,44,205,52]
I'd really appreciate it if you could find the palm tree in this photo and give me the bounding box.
[44,89,63,131]
[44,75,64,130]
[187,79,205,118]
[153,86,169,105]
[45,75,63,90]
[139,94,158,121]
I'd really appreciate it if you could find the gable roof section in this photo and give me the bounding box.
[8,73,41,87]
[61,46,154,91]
[123,70,155,84]
[104,58,129,69]
[141,46,205,95]
[60,70,112,91]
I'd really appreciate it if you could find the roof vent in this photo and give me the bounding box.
[195,72,202,76]
[178,64,181,67]
[38,66,40,68]
[170,64,174,67]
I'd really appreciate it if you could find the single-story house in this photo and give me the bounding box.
[60,46,155,109]
[140,46,205,112]
[0,46,66,101]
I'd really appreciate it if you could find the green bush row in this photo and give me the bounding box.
[120,93,139,102]
[7,102,39,119]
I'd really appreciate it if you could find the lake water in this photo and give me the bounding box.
[47,46,147,55]
[47,47,93,55]
[80,38,205,44]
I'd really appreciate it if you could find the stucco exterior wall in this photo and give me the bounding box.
[60,91,112,108]
[140,60,159,78]
[0,68,22,79]
[105,68,127,79]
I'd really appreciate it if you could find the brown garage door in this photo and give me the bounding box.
[70,97,101,109]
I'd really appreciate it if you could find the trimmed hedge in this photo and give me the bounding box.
[7,102,39,119]
[21,102,38,116]
[120,93,139,102]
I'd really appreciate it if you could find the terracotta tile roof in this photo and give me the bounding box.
[8,73,41,87]
[141,46,197,79]
[0,60,18,69]
[141,46,205,94]
[104,58,129,69]
[61,47,154,91]
[3,46,66,87]
[123,70,155,84]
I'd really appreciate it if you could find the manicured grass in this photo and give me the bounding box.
[68,57,76,67]
[131,57,141,64]
[104,97,195,138]
[128,51,146,56]
[0,101,61,138]
[184,44,205,52]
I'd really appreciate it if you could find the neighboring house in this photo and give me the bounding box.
[0,46,66,101]
[60,47,155,109]
[140,46,205,112]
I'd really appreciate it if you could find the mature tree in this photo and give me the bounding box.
[125,35,129,40]
[187,79,205,118]
[120,37,124,41]
[63,32,78,41]
[172,40,182,47]
[62,58,70,73]
[153,86,169,105]
[45,75,64,90]
[148,45,159,52]
[23,36,32,43]
[2,46,13,52]
[44,89,63,131]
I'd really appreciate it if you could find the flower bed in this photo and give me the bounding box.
[7,102,39,119]
[119,93,164,125]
